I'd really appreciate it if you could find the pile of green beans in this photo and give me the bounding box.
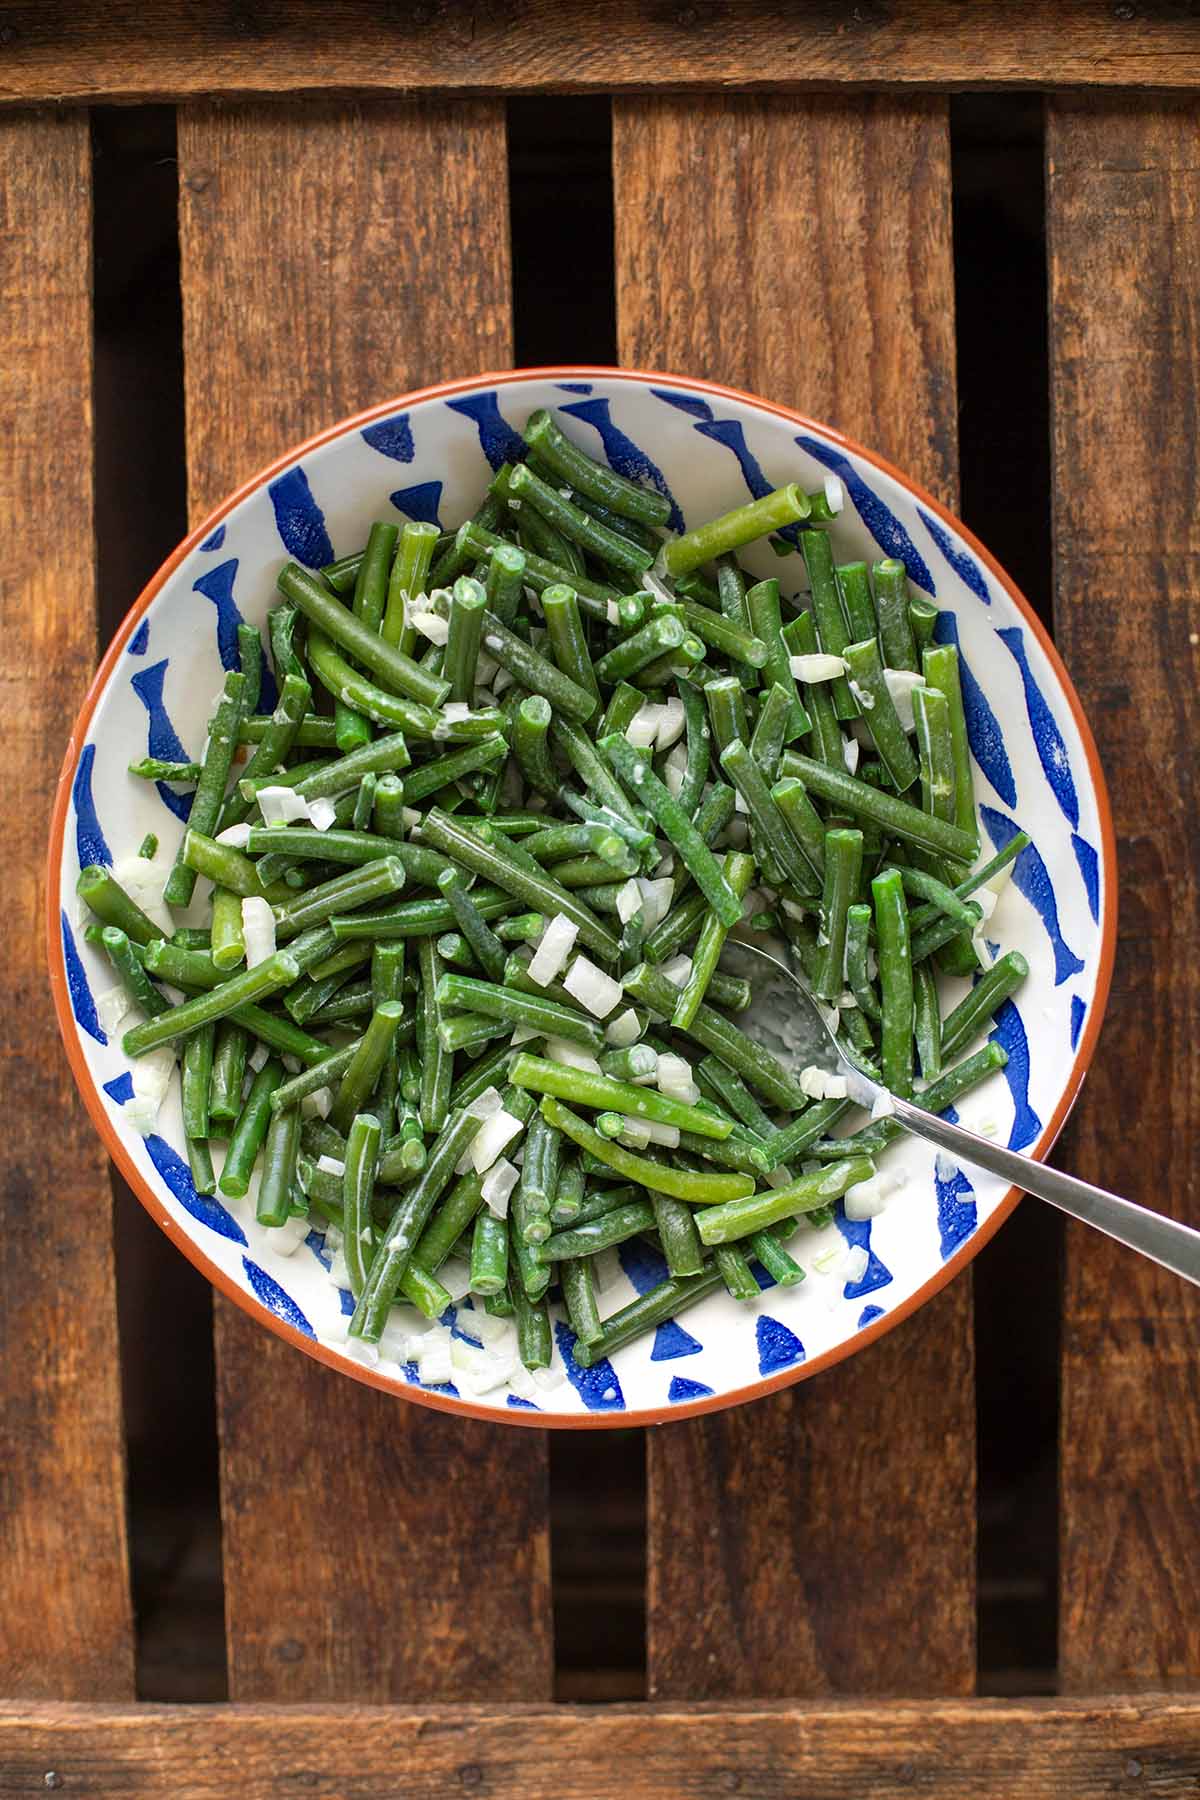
[83,406,1028,1385]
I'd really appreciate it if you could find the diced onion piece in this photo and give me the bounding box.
[462,1306,513,1347]
[411,610,450,646]
[659,954,693,989]
[844,1172,896,1221]
[655,697,686,751]
[870,1091,895,1121]
[662,740,689,799]
[528,913,579,987]
[544,1037,603,1075]
[593,1246,624,1294]
[509,1024,541,1047]
[812,1243,846,1276]
[417,1332,454,1385]
[606,599,621,625]
[460,1348,519,1396]
[308,797,337,832]
[531,1364,565,1392]
[562,953,623,1019]
[507,1359,538,1399]
[470,1108,523,1175]
[440,701,471,724]
[882,669,925,733]
[465,1085,504,1121]
[439,1256,473,1303]
[316,1154,345,1177]
[301,1087,332,1120]
[616,879,643,925]
[216,822,252,849]
[625,703,663,750]
[618,1116,650,1149]
[114,855,174,935]
[267,1215,310,1257]
[843,1245,870,1284]
[605,1007,642,1048]
[241,896,277,969]
[248,1042,270,1072]
[800,1064,834,1100]
[126,1040,176,1136]
[636,877,673,932]
[789,652,848,683]
[96,985,134,1037]
[257,784,312,826]
[481,1157,519,1218]
[842,734,860,775]
[621,1116,679,1149]
[656,1052,699,1105]
[823,474,845,515]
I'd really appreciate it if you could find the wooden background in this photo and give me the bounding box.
[2,7,1199,1791]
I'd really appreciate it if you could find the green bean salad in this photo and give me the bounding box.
[80,406,1030,1394]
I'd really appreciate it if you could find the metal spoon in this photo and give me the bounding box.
[719,939,1200,1286]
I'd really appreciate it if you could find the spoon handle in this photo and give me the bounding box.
[887,1096,1200,1287]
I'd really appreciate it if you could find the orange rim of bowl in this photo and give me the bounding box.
[46,365,1118,1431]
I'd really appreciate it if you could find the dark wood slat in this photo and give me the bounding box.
[6,1697,1200,1796]
[1047,94,1200,1693]
[0,108,135,1701]
[614,94,973,1698]
[3,3,1200,103]
[177,99,552,1703]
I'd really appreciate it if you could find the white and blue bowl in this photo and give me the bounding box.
[48,368,1116,1427]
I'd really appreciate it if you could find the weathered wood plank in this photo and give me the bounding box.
[2,3,1200,104]
[178,99,552,1703]
[5,1697,1200,1797]
[615,94,973,1698]
[0,108,135,1701]
[1047,94,1200,1693]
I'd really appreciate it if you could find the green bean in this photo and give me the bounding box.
[842,637,919,793]
[940,950,1028,1062]
[696,1055,775,1140]
[593,614,687,686]
[747,679,793,784]
[401,737,508,811]
[812,1042,1010,1162]
[782,611,841,770]
[341,1112,382,1296]
[122,952,300,1057]
[814,828,863,1004]
[536,1199,656,1261]
[664,484,811,577]
[336,523,394,750]
[599,1043,656,1084]
[481,539,526,627]
[872,559,919,673]
[712,554,757,692]
[511,1278,553,1370]
[265,1039,360,1116]
[913,958,943,1082]
[548,1155,585,1226]
[76,865,163,948]
[415,938,452,1133]
[678,599,768,669]
[256,1105,302,1228]
[457,519,618,617]
[208,1022,250,1126]
[759,1099,852,1167]
[670,852,755,1030]
[771,776,827,884]
[479,608,598,724]
[210,887,246,971]
[887,862,979,932]
[750,1230,805,1287]
[181,1021,215,1141]
[383,519,441,651]
[713,1243,760,1300]
[128,756,202,784]
[538,1096,751,1203]
[470,1210,509,1295]
[372,773,407,840]
[542,582,600,704]
[779,753,978,864]
[720,739,819,897]
[595,680,645,741]
[905,836,1029,940]
[436,868,507,982]
[218,1057,285,1197]
[573,1266,723,1367]
[623,960,808,1111]
[410,1161,488,1275]
[601,734,741,926]
[272,857,407,939]
[551,717,644,828]
[163,670,246,908]
[305,626,469,741]
[509,461,653,583]
[704,675,750,758]
[908,684,955,840]
[184,1133,215,1195]
[97,925,169,1016]
[277,561,449,709]
[845,903,881,1022]
[557,1256,601,1346]
[800,529,858,719]
[518,1111,561,1243]
[442,574,487,705]
[327,1001,404,1134]
[435,974,601,1051]
[745,579,810,737]
[179,830,292,904]
[910,902,984,967]
[283,732,412,804]
[509,1050,730,1138]
[242,825,402,869]
[872,866,914,1098]
[349,773,377,835]
[651,1191,705,1278]
[696,1156,874,1245]
[836,561,878,645]
[523,408,672,527]
[511,695,557,798]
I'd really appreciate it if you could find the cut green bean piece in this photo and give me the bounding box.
[778,753,978,864]
[842,637,920,793]
[696,1156,874,1245]
[800,529,858,719]
[219,1057,285,1198]
[601,734,741,926]
[383,520,440,650]
[277,562,450,709]
[721,739,819,898]
[664,484,812,577]
[836,561,878,645]
[508,1051,731,1138]
[744,579,810,737]
[76,865,164,948]
[940,950,1029,1062]
[872,559,919,673]
[921,643,979,851]
[815,829,864,1004]
[872,866,914,1098]
[257,1105,302,1228]
[122,952,300,1057]
[539,1096,751,1203]
[523,407,672,527]
[163,669,246,909]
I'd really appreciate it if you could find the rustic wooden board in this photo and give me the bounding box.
[177,99,552,1703]
[614,94,974,1698]
[1047,95,1200,1693]
[6,1697,1200,1796]
[0,109,135,1701]
[3,3,1200,104]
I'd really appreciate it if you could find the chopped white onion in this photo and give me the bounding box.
[615,879,643,925]
[95,985,134,1037]
[126,1040,176,1136]
[606,599,622,625]
[417,1333,454,1385]
[439,1256,473,1303]
[114,855,174,936]
[625,704,663,750]
[789,652,848,683]
[465,1085,504,1121]
[621,1116,679,1149]
[842,734,860,775]
[470,1108,523,1175]
[592,1246,624,1294]
[316,1154,345,1177]
[531,1364,565,1392]
[655,696,686,750]
[847,678,875,714]
[843,1245,870,1284]
[798,1064,848,1101]
[241,896,277,969]
[636,877,673,932]
[528,913,579,987]
[267,1215,311,1258]
[308,797,337,832]
[216,822,252,849]
[562,954,623,1019]
[823,474,845,515]
[544,1037,603,1075]
[870,1091,895,1121]
[659,954,693,989]
[605,1007,642,1048]
[481,1157,519,1218]
[300,1087,332,1120]
[411,610,450,646]
[882,669,926,734]
[656,1052,700,1105]
[257,785,311,827]
[844,1168,905,1222]
[509,1025,541,1047]
[248,1042,270,1072]
[507,1359,538,1399]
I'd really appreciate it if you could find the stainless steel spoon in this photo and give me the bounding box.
[719,939,1200,1286]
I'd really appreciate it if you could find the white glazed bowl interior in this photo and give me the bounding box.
[51,368,1114,1427]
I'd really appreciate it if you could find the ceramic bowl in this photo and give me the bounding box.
[48,367,1116,1426]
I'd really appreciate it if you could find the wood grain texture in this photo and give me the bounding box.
[615,94,974,1698]
[2,3,1200,103]
[0,109,135,1701]
[178,100,552,1703]
[1048,95,1200,1694]
[5,1697,1200,1797]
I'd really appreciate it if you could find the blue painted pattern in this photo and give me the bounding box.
[988,999,1042,1151]
[144,1135,247,1244]
[361,414,414,463]
[243,1256,315,1337]
[554,1321,626,1411]
[795,437,937,594]
[756,1314,805,1374]
[668,1376,714,1403]
[127,618,150,656]
[130,659,194,823]
[389,480,444,527]
[619,1239,669,1294]
[199,524,226,552]
[651,387,712,423]
[858,1304,885,1328]
[695,416,799,541]
[555,381,593,393]
[72,744,111,869]
[192,559,243,675]
[918,505,990,604]
[834,1206,894,1298]
[62,912,106,1044]
[1070,994,1086,1051]
[305,1228,332,1271]
[651,1320,703,1361]
[996,626,1078,826]
[980,804,1084,985]
[508,1395,540,1410]
[103,1072,135,1104]
[934,1158,978,1258]
[268,467,333,568]
[560,396,684,530]
[1071,833,1100,924]
[932,612,1017,806]
[447,391,527,471]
